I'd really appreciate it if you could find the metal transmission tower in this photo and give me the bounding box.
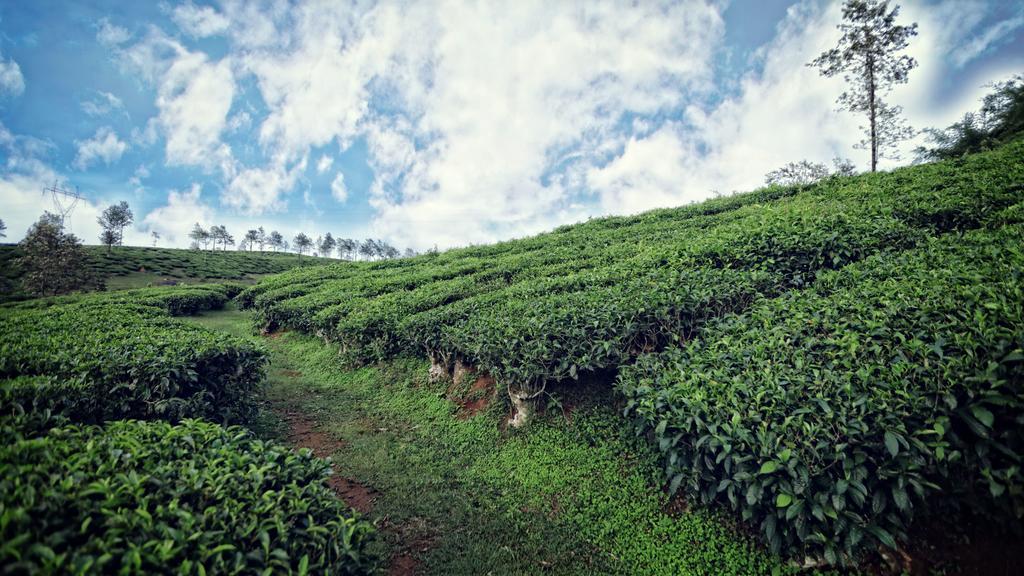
[42,181,83,229]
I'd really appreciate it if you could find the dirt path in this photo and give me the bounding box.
[265,363,423,575]
[276,407,379,515]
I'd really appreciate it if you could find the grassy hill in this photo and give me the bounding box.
[238,139,1024,564]
[0,245,332,301]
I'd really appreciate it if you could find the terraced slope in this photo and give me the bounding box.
[0,244,331,302]
[240,141,1022,396]
[239,140,1024,565]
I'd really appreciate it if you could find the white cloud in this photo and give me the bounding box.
[96,17,131,46]
[127,164,150,189]
[41,0,1020,251]
[0,51,25,97]
[81,91,125,116]
[73,126,128,170]
[156,51,236,169]
[142,184,215,243]
[588,126,707,215]
[0,122,111,244]
[227,110,251,133]
[108,29,236,170]
[223,159,304,214]
[225,0,724,248]
[171,2,231,38]
[583,2,855,213]
[316,154,333,174]
[330,172,348,203]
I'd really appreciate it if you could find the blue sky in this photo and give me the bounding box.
[1,0,1021,250]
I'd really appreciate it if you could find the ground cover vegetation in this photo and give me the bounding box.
[237,140,1024,565]
[188,308,813,575]
[0,285,378,574]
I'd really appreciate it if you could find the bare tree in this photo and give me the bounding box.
[809,0,918,172]
[832,157,857,177]
[765,160,830,187]
[358,239,375,261]
[765,156,860,187]
[336,238,356,260]
[210,225,234,251]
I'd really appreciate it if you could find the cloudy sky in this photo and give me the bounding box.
[0,0,1021,250]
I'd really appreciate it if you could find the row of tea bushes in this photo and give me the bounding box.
[618,224,1024,564]
[0,285,379,574]
[0,418,375,575]
[239,141,1024,392]
[0,286,265,424]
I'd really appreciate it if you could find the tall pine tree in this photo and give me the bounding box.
[810,0,918,172]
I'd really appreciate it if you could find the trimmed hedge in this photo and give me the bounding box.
[0,418,376,575]
[618,224,1024,563]
[0,286,266,425]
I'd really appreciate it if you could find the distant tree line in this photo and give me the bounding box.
[187,223,416,260]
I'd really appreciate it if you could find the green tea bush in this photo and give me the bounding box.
[0,286,266,425]
[618,224,1024,564]
[239,141,1023,395]
[0,376,79,436]
[0,418,376,575]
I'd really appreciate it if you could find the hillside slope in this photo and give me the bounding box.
[239,140,1024,565]
[0,245,332,301]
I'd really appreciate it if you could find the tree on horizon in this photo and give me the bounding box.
[293,232,312,256]
[97,201,134,249]
[810,0,918,172]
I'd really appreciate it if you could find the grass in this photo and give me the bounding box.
[187,307,810,575]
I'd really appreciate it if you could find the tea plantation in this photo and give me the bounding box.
[1,141,1020,572]
[236,140,1024,565]
[0,245,330,302]
[0,284,377,574]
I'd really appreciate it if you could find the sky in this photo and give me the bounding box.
[0,0,1021,251]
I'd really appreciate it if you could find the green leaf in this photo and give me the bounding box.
[669,473,683,495]
[884,431,899,457]
[867,525,897,550]
[970,405,994,428]
[758,461,778,475]
[775,493,792,508]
